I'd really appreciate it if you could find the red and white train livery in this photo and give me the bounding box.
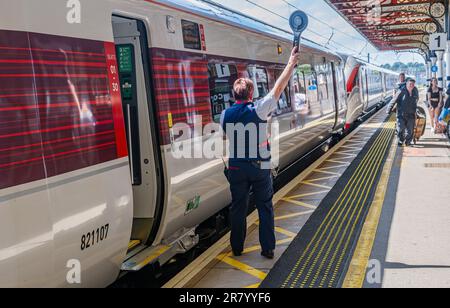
[0,0,398,287]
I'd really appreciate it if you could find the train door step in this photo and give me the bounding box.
[122,244,172,272]
[128,240,141,251]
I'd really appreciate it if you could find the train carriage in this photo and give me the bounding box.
[342,55,399,130]
[0,0,360,287]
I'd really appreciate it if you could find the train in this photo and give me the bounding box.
[0,0,400,287]
[342,55,399,130]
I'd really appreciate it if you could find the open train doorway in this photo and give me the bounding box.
[112,15,163,245]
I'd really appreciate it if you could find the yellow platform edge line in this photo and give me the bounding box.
[287,190,330,199]
[219,255,267,281]
[281,198,317,209]
[301,181,332,190]
[275,211,315,221]
[342,137,398,288]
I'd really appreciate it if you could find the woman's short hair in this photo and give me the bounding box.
[233,78,255,101]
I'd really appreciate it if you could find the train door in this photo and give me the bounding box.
[331,62,346,130]
[112,16,162,245]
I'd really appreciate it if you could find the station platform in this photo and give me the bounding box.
[163,101,450,289]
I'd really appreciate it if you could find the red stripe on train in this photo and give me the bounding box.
[0,59,107,67]
[0,142,116,169]
[0,73,107,78]
[0,120,113,139]
[104,42,128,158]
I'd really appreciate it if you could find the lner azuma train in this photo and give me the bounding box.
[342,55,399,130]
[0,0,399,287]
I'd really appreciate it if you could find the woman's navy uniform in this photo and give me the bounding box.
[221,94,278,256]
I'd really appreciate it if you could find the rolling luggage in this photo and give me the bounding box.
[413,106,427,144]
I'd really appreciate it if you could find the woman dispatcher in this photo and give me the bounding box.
[427,77,444,132]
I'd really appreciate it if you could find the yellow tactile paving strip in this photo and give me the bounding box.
[164,109,389,289]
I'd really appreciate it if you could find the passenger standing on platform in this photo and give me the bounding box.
[388,73,407,113]
[390,78,419,146]
[427,77,444,131]
[397,73,407,93]
[221,47,301,259]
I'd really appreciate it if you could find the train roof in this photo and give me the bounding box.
[153,0,341,59]
[340,54,400,76]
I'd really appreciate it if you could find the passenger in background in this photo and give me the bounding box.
[397,73,407,93]
[388,73,407,113]
[427,77,444,131]
[389,78,419,147]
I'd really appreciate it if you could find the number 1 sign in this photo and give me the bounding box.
[430,33,447,51]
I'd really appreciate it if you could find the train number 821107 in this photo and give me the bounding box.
[81,224,110,251]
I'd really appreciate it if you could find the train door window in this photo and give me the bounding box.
[248,66,270,100]
[181,20,201,50]
[335,63,347,110]
[297,64,320,118]
[293,71,307,111]
[360,68,367,103]
[208,63,238,123]
[273,69,292,115]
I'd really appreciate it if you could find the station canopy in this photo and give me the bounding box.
[325,0,448,57]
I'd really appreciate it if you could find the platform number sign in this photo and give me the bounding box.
[216,64,231,78]
[430,33,447,51]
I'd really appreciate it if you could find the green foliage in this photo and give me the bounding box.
[382,62,426,74]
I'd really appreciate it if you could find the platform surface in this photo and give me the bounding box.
[363,107,450,288]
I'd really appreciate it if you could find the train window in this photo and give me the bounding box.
[273,69,292,115]
[317,73,329,101]
[297,64,321,117]
[293,72,307,111]
[208,63,238,123]
[181,20,201,50]
[248,66,270,100]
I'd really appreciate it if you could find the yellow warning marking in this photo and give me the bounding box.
[128,240,141,251]
[307,175,340,183]
[313,169,341,176]
[241,238,294,255]
[282,198,318,209]
[288,190,330,199]
[317,165,349,171]
[275,211,315,221]
[301,181,332,190]
[333,153,357,159]
[255,222,297,238]
[136,246,170,269]
[275,227,297,238]
[342,137,398,288]
[326,159,351,164]
[218,255,267,280]
[346,140,366,144]
[245,283,261,289]
[337,149,360,155]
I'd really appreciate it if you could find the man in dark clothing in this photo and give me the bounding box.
[389,78,419,146]
[397,73,407,92]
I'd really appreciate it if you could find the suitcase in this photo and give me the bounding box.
[413,106,427,144]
